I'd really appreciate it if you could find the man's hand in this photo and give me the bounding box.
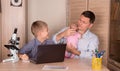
[56,28,76,42]
[66,43,80,56]
[63,28,76,37]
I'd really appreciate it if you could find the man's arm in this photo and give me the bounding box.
[53,27,77,43]
[66,43,81,56]
[70,48,81,56]
[56,31,66,42]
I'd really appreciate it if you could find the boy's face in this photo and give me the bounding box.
[37,27,49,40]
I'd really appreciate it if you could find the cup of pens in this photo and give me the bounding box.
[92,49,105,70]
[92,57,102,70]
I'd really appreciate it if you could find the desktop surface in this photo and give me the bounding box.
[0,58,109,71]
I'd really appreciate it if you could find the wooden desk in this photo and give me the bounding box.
[0,58,109,71]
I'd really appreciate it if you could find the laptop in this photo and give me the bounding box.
[30,44,66,64]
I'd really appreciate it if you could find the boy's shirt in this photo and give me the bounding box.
[19,38,54,59]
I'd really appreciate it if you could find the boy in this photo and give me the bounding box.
[65,23,81,58]
[19,20,54,61]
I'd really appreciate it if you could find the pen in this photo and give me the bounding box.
[92,50,96,57]
[100,50,105,58]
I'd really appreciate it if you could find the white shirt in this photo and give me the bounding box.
[52,27,99,59]
[77,30,99,59]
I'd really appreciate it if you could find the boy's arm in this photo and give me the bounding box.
[19,39,35,56]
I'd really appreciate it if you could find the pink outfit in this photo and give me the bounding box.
[65,32,81,58]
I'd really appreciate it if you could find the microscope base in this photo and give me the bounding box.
[2,57,19,63]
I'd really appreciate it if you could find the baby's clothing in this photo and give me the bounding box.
[65,32,81,58]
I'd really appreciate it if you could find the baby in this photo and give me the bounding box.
[65,23,81,58]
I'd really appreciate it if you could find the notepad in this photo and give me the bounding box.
[42,65,68,70]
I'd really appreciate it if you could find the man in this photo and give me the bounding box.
[53,11,99,58]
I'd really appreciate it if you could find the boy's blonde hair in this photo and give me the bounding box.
[31,20,48,37]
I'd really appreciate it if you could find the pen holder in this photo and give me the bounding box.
[92,57,102,70]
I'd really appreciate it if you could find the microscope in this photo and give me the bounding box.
[2,28,20,63]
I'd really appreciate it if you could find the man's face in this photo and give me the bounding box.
[77,15,93,33]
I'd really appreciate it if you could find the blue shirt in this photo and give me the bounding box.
[19,38,54,59]
[52,27,99,59]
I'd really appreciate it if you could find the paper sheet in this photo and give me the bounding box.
[42,65,68,70]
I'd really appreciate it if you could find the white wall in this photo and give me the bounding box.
[28,0,67,41]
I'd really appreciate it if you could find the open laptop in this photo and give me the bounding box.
[30,44,66,64]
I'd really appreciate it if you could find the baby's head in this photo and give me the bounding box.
[31,20,49,40]
[70,23,78,31]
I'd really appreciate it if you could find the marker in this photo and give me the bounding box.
[95,49,99,58]
[98,50,105,58]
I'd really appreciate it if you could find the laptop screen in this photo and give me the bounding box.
[30,44,66,64]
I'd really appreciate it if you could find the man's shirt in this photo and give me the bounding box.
[77,30,99,58]
[52,27,99,59]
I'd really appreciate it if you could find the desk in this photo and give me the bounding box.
[0,58,109,71]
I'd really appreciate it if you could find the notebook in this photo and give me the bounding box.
[30,44,66,64]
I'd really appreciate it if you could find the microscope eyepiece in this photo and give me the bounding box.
[14,28,17,34]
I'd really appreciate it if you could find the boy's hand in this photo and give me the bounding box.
[19,54,29,61]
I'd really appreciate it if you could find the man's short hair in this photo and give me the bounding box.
[81,11,95,23]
